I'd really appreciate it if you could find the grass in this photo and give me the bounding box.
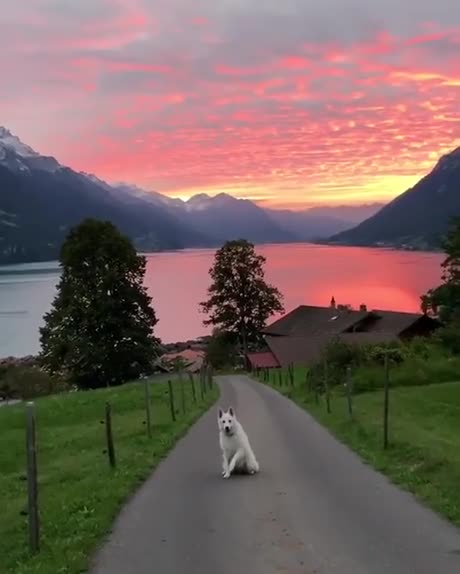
[0,376,218,574]
[258,367,460,527]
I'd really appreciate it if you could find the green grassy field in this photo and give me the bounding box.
[259,368,460,526]
[0,377,218,574]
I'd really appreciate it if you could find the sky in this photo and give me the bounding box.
[1,0,460,208]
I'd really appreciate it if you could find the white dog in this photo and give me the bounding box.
[218,407,259,479]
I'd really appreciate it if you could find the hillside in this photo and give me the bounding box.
[327,146,460,250]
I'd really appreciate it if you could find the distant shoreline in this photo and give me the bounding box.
[0,241,443,269]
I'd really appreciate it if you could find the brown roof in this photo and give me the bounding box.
[362,310,427,335]
[247,351,280,369]
[263,304,439,367]
[265,335,330,367]
[264,305,369,338]
[266,332,399,368]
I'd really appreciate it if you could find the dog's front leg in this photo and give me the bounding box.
[222,454,230,478]
[226,449,243,477]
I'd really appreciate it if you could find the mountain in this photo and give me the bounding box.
[265,209,354,240]
[304,203,384,224]
[262,203,385,242]
[327,146,460,250]
[0,128,211,264]
[113,186,297,243]
[183,193,297,244]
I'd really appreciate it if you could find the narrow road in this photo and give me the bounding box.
[91,375,460,574]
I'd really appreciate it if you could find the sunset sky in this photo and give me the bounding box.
[2,0,460,208]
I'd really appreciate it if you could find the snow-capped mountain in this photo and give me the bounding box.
[0,127,211,263]
[0,127,60,173]
[0,126,38,157]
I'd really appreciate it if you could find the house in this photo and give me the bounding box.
[248,299,440,369]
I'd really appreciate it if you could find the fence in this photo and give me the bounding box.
[16,367,215,556]
[256,356,393,450]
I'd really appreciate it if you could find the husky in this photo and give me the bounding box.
[218,407,259,479]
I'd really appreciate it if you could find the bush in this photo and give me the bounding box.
[308,336,459,394]
[434,323,460,354]
[206,330,238,369]
[351,353,460,393]
[0,366,71,401]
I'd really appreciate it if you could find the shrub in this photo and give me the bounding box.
[0,366,71,401]
[434,323,460,355]
[205,330,238,369]
[351,353,460,393]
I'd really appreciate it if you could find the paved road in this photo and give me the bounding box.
[91,375,460,574]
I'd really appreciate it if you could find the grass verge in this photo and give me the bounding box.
[0,377,218,574]
[258,368,460,527]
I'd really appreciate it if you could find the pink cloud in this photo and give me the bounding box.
[1,1,460,207]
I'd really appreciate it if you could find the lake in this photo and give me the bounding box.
[0,244,444,358]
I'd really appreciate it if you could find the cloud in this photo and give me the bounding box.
[1,0,459,206]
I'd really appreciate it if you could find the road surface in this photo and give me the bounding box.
[91,375,460,574]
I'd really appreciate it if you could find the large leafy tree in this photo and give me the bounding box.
[422,217,460,322]
[200,239,284,352]
[40,219,160,389]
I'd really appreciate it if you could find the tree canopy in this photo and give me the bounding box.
[422,217,460,322]
[40,219,160,389]
[200,239,284,352]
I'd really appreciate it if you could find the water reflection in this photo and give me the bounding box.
[0,245,443,357]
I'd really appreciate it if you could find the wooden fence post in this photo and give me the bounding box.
[278,368,282,387]
[144,378,152,437]
[168,380,176,422]
[105,402,116,468]
[200,365,205,399]
[188,372,197,404]
[324,360,331,414]
[179,371,186,415]
[383,354,390,449]
[314,382,319,405]
[345,366,353,419]
[290,363,295,387]
[207,364,213,390]
[26,402,39,554]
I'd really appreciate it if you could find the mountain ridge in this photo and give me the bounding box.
[326,145,460,250]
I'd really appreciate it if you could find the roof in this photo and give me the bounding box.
[265,335,331,367]
[246,351,280,369]
[361,310,433,335]
[264,305,369,338]
[265,305,433,338]
[263,304,440,367]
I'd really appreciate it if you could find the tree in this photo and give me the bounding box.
[422,217,460,322]
[206,329,239,369]
[200,239,284,353]
[40,219,160,389]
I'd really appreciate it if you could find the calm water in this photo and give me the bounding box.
[0,244,443,358]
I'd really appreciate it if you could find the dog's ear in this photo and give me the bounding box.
[218,408,223,418]
[228,406,234,417]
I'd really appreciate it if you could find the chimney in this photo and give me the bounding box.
[330,296,336,309]
[359,304,367,312]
